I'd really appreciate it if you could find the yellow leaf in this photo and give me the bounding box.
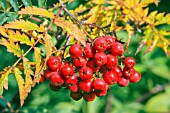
[0,26,8,38]
[54,18,86,46]
[92,0,105,4]
[145,35,159,54]
[86,5,101,24]
[44,34,53,59]
[34,47,42,75]
[7,30,34,46]
[18,6,54,19]
[0,38,23,57]
[4,20,44,32]
[0,69,11,95]
[14,68,25,106]
[23,58,33,93]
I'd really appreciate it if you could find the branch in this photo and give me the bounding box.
[0,95,14,113]
[104,94,112,113]
[136,83,170,102]
[58,0,92,41]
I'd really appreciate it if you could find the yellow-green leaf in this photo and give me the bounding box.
[0,69,11,95]
[8,30,34,46]
[44,34,53,59]
[0,26,8,37]
[4,20,44,32]
[23,57,33,93]
[14,68,25,106]
[34,47,42,75]
[18,6,54,19]
[0,38,23,57]
[54,18,86,46]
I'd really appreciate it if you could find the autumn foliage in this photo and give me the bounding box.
[0,0,170,106]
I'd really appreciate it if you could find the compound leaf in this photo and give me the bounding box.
[34,47,42,75]
[14,68,25,106]
[4,20,44,32]
[18,6,54,19]
[44,34,53,59]
[8,30,34,46]
[54,18,86,46]
[0,38,23,57]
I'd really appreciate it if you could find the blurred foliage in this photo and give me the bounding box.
[0,0,170,113]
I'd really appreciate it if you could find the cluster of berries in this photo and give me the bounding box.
[40,36,141,102]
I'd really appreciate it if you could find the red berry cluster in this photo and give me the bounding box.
[39,35,141,102]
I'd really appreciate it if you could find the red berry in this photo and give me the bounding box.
[93,37,107,52]
[105,54,118,68]
[99,65,109,73]
[96,83,110,97]
[50,72,64,86]
[79,80,92,93]
[84,44,95,58]
[94,52,107,65]
[79,67,93,81]
[49,83,61,91]
[70,92,82,101]
[104,71,118,85]
[61,64,74,78]
[68,84,79,92]
[123,67,135,78]
[65,74,77,85]
[44,70,54,79]
[83,92,96,102]
[124,57,136,68]
[93,78,106,91]
[111,66,122,77]
[111,42,124,56]
[129,71,141,83]
[117,77,129,87]
[39,75,45,82]
[105,84,110,91]
[96,89,107,97]
[69,44,83,58]
[87,59,101,72]
[47,56,61,71]
[73,57,87,69]
[104,35,115,49]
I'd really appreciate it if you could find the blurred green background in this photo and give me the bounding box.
[0,0,170,113]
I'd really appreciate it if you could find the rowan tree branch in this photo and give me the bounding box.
[0,95,14,113]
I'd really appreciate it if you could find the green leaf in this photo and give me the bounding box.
[0,0,7,10]
[0,13,8,25]
[21,0,32,6]
[145,93,170,112]
[7,14,18,23]
[38,0,46,8]
[149,58,170,79]
[9,0,19,12]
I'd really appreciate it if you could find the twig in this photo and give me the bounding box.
[136,83,170,102]
[104,94,112,113]
[0,95,14,113]
[30,16,42,22]
[58,0,92,40]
